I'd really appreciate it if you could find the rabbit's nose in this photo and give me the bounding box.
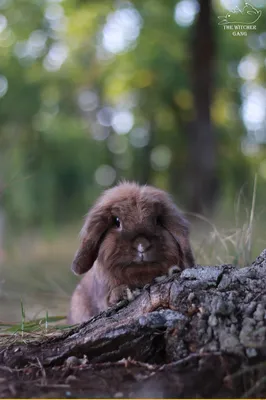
[133,236,151,253]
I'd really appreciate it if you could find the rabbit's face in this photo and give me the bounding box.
[72,182,194,286]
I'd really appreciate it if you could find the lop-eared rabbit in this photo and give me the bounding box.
[68,182,195,324]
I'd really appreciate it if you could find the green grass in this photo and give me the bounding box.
[0,315,67,334]
[0,311,75,346]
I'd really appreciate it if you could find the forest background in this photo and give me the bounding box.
[0,0,266,322]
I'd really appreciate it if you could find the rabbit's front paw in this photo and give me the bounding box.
[107,284,131,307]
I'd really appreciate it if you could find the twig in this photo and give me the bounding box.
[36,357,47,386]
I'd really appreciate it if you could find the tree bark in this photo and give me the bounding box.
[1,250,266,397]
[187,0,218,215]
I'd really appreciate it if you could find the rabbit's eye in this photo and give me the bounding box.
[113,216,121,228]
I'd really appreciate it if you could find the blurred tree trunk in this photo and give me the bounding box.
[135,117,155,185]
[187,0,218,215]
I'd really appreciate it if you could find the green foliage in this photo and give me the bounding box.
[0,314,69,344]
[0,0,266,235]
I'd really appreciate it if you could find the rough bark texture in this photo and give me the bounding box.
[1,250,266,398]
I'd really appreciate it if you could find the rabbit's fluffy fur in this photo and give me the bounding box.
[68,182,195,324]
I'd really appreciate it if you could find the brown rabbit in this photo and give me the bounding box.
[68,182,195,324]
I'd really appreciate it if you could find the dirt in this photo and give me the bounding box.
[2,251,266,398]
[0,354,244,398]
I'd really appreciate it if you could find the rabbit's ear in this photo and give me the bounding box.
[71,205,110,275]
[176,233,195,268]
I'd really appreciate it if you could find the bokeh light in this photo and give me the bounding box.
[150,145,172,171]
[94,164,116,186]
[102,7,142,54]
[97,107,114,127]
[111,110,134,134]
[238,55,260,81]
[45,3,64,21]
[0,75,8,98]
[174,0,199,27]
[107,134,128,154]
[0,14,7,33]
[259,32,266,49]
[129,127,150,148]
[14,31,47,60]
[43,42,68,71]
[241,85,266,131]
[219,0,241,10]
[78,90,99,112]
[90,122,110,141]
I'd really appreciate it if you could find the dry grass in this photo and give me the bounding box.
[191,175,262,267]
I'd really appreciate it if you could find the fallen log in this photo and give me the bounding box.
[1,250,266,398]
